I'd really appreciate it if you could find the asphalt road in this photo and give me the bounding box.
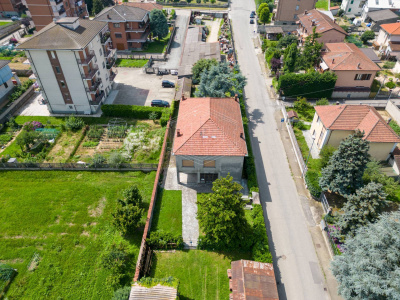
[229,1,330,299]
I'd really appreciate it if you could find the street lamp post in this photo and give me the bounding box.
[303,135,316,177]
[388,89,393,100]
[374,75,387,100]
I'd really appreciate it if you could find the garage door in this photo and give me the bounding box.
[116,43,125,50]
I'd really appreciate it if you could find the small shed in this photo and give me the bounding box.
[366,9,399,31]
[228,260,279,300]
[287,110,299,122]
[360,48,381,64]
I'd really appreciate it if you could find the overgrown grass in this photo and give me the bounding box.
[315,0,329,10]
[389,120,400,135]
[0,171,156,299]
[293,126,322,173]
[115,59,148,68]
[151,189,182,236]
[290,107,315,122]
[0,21,12,27]
[135,32,171,53]
[150,250,251,299]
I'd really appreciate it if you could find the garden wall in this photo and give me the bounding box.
[386,100,400,125]
[0,85,34,125]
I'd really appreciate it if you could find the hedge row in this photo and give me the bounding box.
[239,96,258,191]
[147,230,184,250]
[251,204,272,263]
[102,104,164,119]
[10,79,34,102]
[278,71,337,99]
[305,170,322,198]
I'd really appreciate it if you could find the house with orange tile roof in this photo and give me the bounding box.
[375,22,400,57]
[297,9,347,46]
[319,43,380,98]
[310,104,400,160]
[172,96,248,183]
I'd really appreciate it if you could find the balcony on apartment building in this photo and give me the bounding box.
[125,21,150,33]
[106,56,116,69]
[104,47,116,58]
[89,91,105,105]
[109,69,118,82]
[77,50,95,65]
[85,78,102,93]
[81,64,98,80]
[126,31,150,43]
[100,31,111,45]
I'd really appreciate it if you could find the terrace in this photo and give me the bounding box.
[86,78,102,93]
[81,64,98,80]
[77,50,95,65]
[89,91,104,105]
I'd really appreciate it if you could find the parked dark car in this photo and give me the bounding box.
[162,80,175,88]
[250,19,255,24]
[250,11,255,18]
[151,100,170,107]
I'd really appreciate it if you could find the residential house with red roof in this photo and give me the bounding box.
[319,43,380,98]
[172,96,248,183]
[297,9,347,46]
[375,22,400,58]
[310,104,400,160]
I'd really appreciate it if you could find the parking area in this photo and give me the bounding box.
[112,68,177,106]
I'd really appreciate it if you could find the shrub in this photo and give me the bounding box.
[89,154,106,167]
[278,71,337,98]
[0,134,12,145]
[23,121,43,131]
[9,79,34,102]
[112,286,131,300]
[87,125,104,140]
[293,120,308,130]
[251,205,272,263]
[102,242,131,287]
[108,152,125,167]
[147,230,184,249]
[65,115,85,131]
[316,98,329,106]
[82,141,99,148]
[305,170,322,198]
[102,104,163,119]
[320,145,336,168]
[383,61,395,69]
[385,81,396,89]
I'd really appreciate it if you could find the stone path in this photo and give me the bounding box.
[207,19,221,43]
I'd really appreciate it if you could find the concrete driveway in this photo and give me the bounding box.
[112,68,176,106]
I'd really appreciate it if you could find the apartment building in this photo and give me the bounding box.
[275,0,317,25]
[340,0,365,16]
[22,0,88,31]
[17,17,117,114]
[0,0,24,17]
[95,4,151,50]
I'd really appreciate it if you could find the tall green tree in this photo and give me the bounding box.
[191,58,218,84]
[197,175,250,249]
[195,62,247,98]
[277,34,298,48]
[259,7,270,25]
[361,30,375,44]
[331,210,400,300]
[319,131,370,195]
[150,9,169,40]
[337,182,387,238]
[283,43,298,72]
[257,3,269,16]
[299,27,323,69]
[92,0,104,15]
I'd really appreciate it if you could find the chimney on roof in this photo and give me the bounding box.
[240,132,244,139]
[357,63,361,69]
[177,129,181,137]
[336,101,340,105]
[181,95,185,101]
[312,21,316,26]
[332,58,335,64]
[333,19,336,23]
[305,10,308,15]
[388,117,392,124]
[107,14,111,19]
[234,94,238,102]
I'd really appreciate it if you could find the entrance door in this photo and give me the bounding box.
[116,43,125,50]
[200,173,218,183]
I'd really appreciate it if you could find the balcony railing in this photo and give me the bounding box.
[101,31,111,44]
[105,47,116,58]
[82,64,98,80]
[125,22,149,33]
[86,78,102,93]
[109,69,118,82]
[106,57,116,69]
[90,91,104,105]
[77,50,95,65]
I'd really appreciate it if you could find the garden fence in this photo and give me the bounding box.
[319,192,330,214]
[0,162,158,171]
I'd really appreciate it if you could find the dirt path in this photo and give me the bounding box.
[207,19,221,43]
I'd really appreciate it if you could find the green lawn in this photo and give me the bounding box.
[0,21,12,27]
[136,32,171,54]
[0,171,156,299]
[115,58,148,68]
[150,250,251,299]
[315,0,329,10]
[151,189,182,235]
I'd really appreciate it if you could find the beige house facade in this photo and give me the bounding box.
[310,105,400,161]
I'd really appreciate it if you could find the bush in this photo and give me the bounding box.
[278,71,337,98]
[9,79,34,102]
[23,121,43,131]
[293,120,307,130]
[89,153,106,167]
[0,134,12,145]
[316,98,329,106]
[385,81,396,89]
[87,125,104,140]
[108,152,125,167]
[102,104,164,119]
[82,141,99,148]
[383,61,395,69]
[65,115,85,131]
[147,230,184,249]
[305,170,322,198]
[320,145,336,168]
[361,30,375,44]
[112,286,131,300]
[251,205,272,263]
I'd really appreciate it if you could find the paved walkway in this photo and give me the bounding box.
[303,129,320,159]
[206,19,221,42]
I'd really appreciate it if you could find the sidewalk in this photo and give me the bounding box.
[252,37,343,300]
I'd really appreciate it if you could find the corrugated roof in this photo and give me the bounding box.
[173,97,247,156]
[315,104,400,143]
[321,43,381,71]
[230,260,278,300]
[16,19,107,50]
[298,9,347,36]
[95,5,148,22]
[0,60,11,69]
[381,22,400,35]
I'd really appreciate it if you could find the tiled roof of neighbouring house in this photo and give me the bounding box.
[322,43,381,71]
[298,9,347,35]
[173,97,248,156]
[380,22,400,35]
[315,104,400,143]
[95,5,148,22]
[122,2,163,11]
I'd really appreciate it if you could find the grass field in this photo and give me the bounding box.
[135,32,171,54]
[150,250,251,299]
[0,21,12,27]
[0,171,156,299]
[115,58,148,68]
[151,189,182,235]
[315,0,329,10]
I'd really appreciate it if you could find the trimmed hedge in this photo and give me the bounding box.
[305,170,322,198]
[147,230,184,250]
[251,204,272,263]
[278,71,337,99]
[102,104,164,119]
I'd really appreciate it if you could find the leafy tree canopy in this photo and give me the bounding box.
[298,27,323,69]
[331,210,400,300]
[361,30,375,44]
[319,131,370,195]
[315,98,329,106]
[257,3,269,16]
[283,43,298,73]
[195,62,247,98]
[197,175,250,249]
[259,7,270,25]
[92,0,104,15]
[277,34,298,48]
[150,9,169,40]
[191,58,218,84]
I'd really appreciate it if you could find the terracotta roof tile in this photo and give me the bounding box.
[122,2,163,11]
[298,9,347,36]
[322,43,381,71]
[173,97,247,156]
[315,105,400,143]
[381,22,400,35]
